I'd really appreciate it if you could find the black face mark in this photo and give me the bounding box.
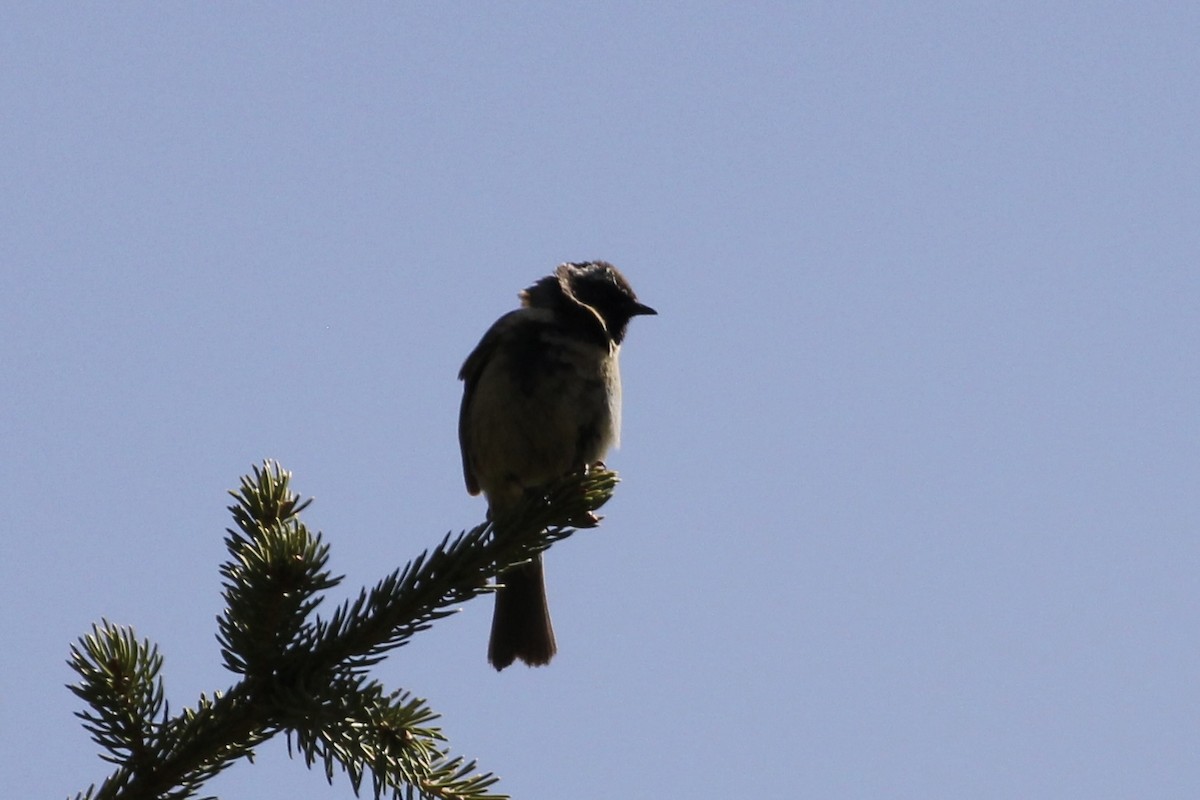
[562,262,652,345]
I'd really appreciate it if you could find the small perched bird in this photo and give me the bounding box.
[458,261,656,670]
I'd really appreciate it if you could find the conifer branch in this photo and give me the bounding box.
[68,461,617,800]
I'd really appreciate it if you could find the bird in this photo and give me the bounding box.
[457,261,656,670]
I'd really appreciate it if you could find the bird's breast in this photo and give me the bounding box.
[466,327,621,498]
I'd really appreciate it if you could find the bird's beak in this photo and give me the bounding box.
[632,302,657,316]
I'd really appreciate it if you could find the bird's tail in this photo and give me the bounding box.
[488,556,556,670]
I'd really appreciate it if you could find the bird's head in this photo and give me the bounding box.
[522,261,656,344]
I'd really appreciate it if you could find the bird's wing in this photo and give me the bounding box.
[457,309,525,495]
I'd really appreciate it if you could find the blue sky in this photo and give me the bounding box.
[3,4,1197,798]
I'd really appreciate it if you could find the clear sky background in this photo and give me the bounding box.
[3,4,1197,799]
